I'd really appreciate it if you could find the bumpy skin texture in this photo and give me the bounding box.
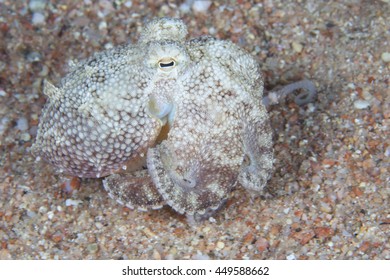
[33,18,275,219]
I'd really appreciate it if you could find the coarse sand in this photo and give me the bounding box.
[0,0,389,259]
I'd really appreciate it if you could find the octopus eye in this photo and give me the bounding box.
[158,58,176,72]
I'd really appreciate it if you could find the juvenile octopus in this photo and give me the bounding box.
[33,18,316,220]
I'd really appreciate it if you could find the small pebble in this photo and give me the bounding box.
[47,211,54,220]
[95,222,104,229]
[292,41,303,53]
[320,202,332,213]
[142,227,156,238]
[51,234,62,243]
[381,52,390,62]
[192,253,210,260]
[354,100,370,109]
[26,51,42,62]
[152,250,161,260]
[39,65,49,76]
[31,12,46,25]
[255,238,269,252]
[16,117,29,131]
[87,243,99,254]
[216,241,225,249]
[38,206,47,213]
[98,21,107,30]
[202,226,211,233]
[314,227,334,238]
[65,199,83,207]
[180,1,191,13]
[192,0,212,13]
[29,0,47,12]
[20,132,31,142]
[0,117,10,136]
[124,1,132,8]
[191,239,199,246]
[384,147,390,157]
[286,253,296,260]
[27,210,37,218]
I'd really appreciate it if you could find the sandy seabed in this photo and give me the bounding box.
[0,0,389,259]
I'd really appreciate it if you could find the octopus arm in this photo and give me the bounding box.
[239,106,274,193]
[145,86,246,220]
[146,141,237,220]
[263,80,317,107]
[33,44,162,178]
[103,170,165,211]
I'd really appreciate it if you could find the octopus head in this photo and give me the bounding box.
[139,17,188,43]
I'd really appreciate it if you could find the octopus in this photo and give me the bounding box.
[32,18,316,220]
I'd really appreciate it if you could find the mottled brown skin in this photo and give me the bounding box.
[33,18,315,220]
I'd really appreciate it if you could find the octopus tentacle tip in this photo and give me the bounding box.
[264,79,317,106]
